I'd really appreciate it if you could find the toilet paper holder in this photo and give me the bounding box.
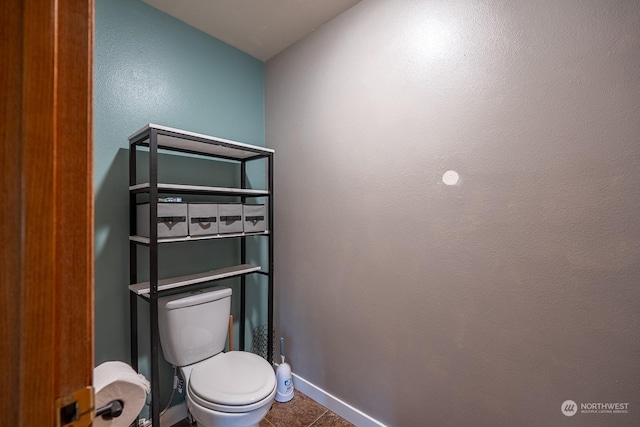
[95,399,124,420]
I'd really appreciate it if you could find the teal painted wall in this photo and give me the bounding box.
[94,0,266,411]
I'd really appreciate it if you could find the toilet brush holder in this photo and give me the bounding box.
[275,338,294,403]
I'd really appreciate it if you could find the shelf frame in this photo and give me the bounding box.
[130,264,262,296]
[129,124,274,427]
[129,123,274,161]
[129,231,270,245]
[130,182,270,197]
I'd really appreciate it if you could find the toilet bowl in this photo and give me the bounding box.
[158,288,276,427]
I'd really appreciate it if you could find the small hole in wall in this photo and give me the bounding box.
[442,170,459,186]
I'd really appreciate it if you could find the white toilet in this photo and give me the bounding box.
[158,287,276,427]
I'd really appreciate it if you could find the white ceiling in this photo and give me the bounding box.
[142,0,361,61]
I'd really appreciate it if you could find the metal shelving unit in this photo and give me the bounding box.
[128,124,274,426]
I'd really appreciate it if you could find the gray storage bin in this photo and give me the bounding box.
[188,203,219,236]
[243,204,266,233]
[218,203,243,234]
[136,203,188,238]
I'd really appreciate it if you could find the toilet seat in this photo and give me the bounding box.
[188,351,276,413]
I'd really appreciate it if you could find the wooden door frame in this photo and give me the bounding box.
[1,0,94,425]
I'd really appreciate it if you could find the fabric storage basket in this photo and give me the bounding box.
[188,203,218,236]
[243,204,266,233]
[136,202,188,238]
[218,203,243,234]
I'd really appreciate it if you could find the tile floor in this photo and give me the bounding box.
[171,391,354,427]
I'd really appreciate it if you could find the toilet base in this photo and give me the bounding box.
[186,391,275,427]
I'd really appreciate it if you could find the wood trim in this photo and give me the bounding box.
[1,0,94,425]
[0,0,24,424]
[21,0,58,422]
[55,0,95,398]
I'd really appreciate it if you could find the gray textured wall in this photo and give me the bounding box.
[266,1,640,425]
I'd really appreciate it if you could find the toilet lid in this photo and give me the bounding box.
[189,351,276,406]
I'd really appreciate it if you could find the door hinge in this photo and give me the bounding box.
[56,386,94,427]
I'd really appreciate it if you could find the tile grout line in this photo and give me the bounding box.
[307,409,329,427]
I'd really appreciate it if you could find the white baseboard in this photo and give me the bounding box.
[160,402,188,427]
[292,373,387,427]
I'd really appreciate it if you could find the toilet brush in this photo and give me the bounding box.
[275,337,294,402]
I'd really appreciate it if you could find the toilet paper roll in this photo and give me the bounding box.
[94,361,150,427]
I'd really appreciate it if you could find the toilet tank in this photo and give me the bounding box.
[158,287,232,367]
